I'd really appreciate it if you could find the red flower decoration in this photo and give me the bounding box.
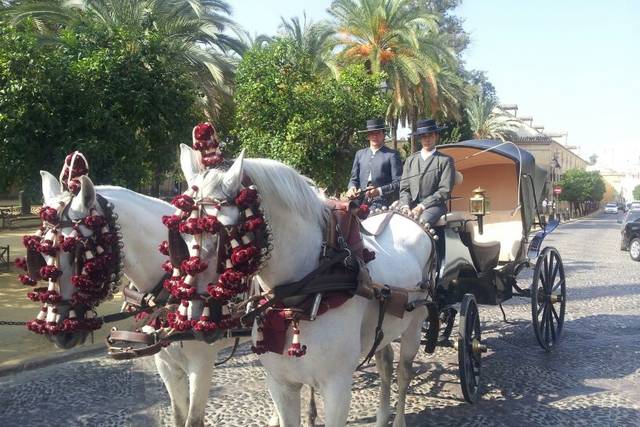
[84,214,106,229]
[235,188,258,208]
[39,207,59,224]
[199,216,220,233]
[181,256,208,275]
[64,152,88,177]
[363,248,376,263]
[23,235,40,250]
[27,319,46,334]
[161,260,173,273]
[244,216,264,232]
[171,194,195,212]
[99,232,118,246]
[61,236,78,252]
[72,275,95,290]
[162,215,182,230]
[19,274,37,286]
[68,179,81,195]
[37,240,58,256]
[202,154,223,168]
[15,257,27,271]
[218,269,245,287]
[194,122,215,141]
[167,311,193,331]
[357,204,370,220]
[179,218,203,235]
[231,245,258,266]
[158,240,170,256]
[40,265,62,281]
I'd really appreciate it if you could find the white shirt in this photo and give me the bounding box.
[367,146,382,183]
[420,148,435,161]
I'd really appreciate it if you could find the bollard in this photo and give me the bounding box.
[19,190,30,216]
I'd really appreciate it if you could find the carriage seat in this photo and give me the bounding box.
[460,222,501,273]
[470,211,523,262]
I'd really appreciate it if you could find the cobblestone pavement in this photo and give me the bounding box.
[1,212,639,426]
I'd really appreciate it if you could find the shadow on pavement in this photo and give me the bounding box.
[352,313,640,426]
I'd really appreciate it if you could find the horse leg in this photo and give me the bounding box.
[320,375,353,427]
[304,386,318,427]
[392,312,424,427]
[375,344,394,427]
[266,374,302,427]
[155,354,189,427]
[185,345,218,427]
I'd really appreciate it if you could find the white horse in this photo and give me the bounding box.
[37,171,239,427]
[177,146,434,427]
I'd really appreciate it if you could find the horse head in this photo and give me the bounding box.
[19,171,122,349]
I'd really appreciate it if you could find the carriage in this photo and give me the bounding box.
[422,140,566,403]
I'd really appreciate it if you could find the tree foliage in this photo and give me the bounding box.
[465,93,519,141]
[633,185,640,201]
[233,39,387,191]
[0,23,199,195]
[558,169,606,203]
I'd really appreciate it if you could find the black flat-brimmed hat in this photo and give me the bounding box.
[357,118,388,133]
[412,118,447,136]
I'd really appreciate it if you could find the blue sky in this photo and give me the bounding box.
[231,1,639,168]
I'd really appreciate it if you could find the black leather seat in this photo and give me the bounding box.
[459,227,500,273]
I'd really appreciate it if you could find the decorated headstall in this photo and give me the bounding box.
[154,123,271,336]
[16,153,123,335]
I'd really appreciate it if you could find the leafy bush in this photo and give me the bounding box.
[233,39,387,191]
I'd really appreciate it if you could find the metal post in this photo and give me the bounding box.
[19,190,30,216]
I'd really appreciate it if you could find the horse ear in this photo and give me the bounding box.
[180,143,200,183]
[222,149,245,197]
[40,171,61,205]
[71,175,96,213]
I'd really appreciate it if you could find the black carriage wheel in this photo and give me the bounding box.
[531,246,566,351]
[457,294,484,403]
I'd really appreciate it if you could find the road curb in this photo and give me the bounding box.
[0,343,106,378]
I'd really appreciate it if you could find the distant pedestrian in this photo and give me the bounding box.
[542,198,549,214]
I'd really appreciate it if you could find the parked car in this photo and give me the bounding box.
[604,202,619,214]
[621,212,640,261]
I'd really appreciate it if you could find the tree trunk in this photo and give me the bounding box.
[391,116,398,151]
[410,110,418,152]
[151,170,161,198]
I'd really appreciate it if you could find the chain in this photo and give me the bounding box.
[0,320,27,326]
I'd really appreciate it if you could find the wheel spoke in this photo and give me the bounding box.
[549,260,559,291]
[542,255,550,288]
[546,255,555,291]
[552,279,565,292]
[537,299,547,316]
[551,304,560,324]
[544,306,551,343]
[539,304,548,334]
[548,307,556,342]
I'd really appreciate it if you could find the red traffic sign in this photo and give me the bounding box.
[553,186,562,195]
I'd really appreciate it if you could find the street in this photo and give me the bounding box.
[1,212,639,426]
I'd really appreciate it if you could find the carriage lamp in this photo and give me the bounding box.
[469,187,489,234]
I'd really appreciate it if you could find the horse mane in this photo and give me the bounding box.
[95,185,173,210]
[241,159,330,227]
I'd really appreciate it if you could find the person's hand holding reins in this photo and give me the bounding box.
[345,187,358,200]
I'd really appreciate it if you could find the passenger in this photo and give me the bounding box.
[398,118,455,225]
[346,118,402,210]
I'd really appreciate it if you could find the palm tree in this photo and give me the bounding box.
[329,0,460,150]
[466,94,520,141]
[278,13,336,75]
[1,0,241,117]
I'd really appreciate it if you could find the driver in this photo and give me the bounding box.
[398,118,455,225]
[346,118,402,209]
